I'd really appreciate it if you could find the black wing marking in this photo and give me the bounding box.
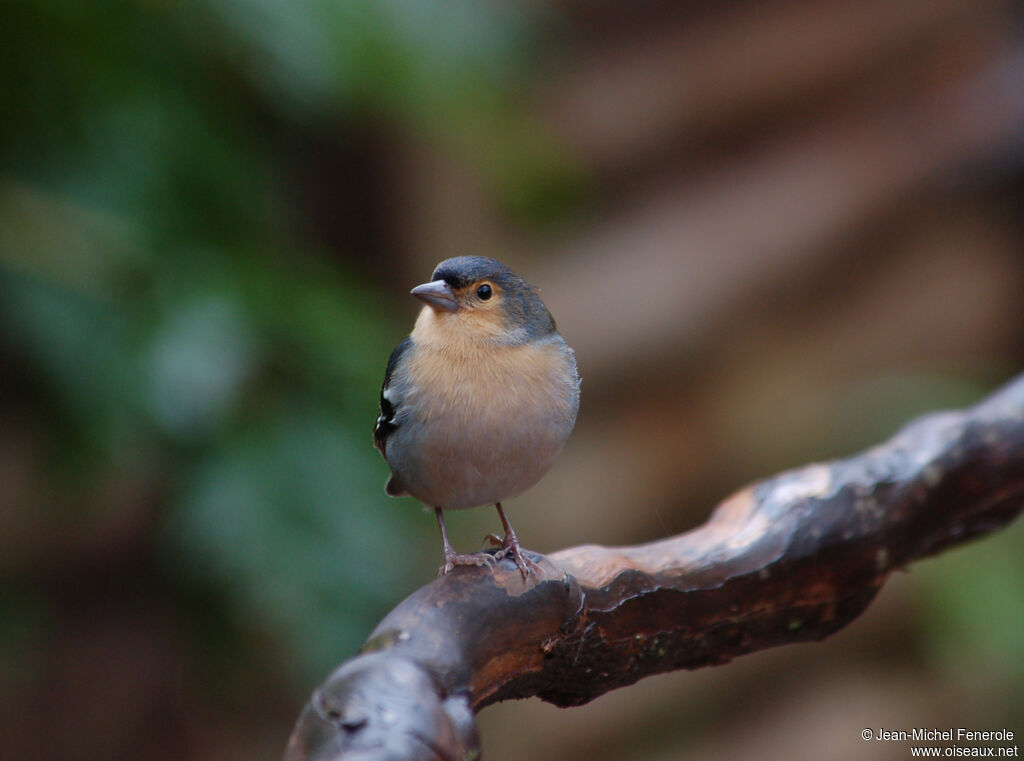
[373,337,412,455]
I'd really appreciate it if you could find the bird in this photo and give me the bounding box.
[373,256,580,576]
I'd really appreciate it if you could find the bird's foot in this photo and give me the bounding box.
[494,536,541,580]
[482,533,503,548]
[438,549,496,576]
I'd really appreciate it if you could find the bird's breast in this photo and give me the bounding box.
[387,336,579,509]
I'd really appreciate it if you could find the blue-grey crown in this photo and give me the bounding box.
[429,256,556,338]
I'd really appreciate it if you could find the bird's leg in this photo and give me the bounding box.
[493,503,540,579]
[435,507,495,576]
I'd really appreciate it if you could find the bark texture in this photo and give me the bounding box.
[284,373,1024,761]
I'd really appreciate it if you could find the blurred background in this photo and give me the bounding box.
[2,1,1023,759]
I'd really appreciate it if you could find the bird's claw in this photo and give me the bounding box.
[494,540,541,580]
[438,550,497,576]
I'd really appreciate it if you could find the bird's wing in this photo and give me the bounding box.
[373,336,412,456]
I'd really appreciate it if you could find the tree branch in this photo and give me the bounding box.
[284,374,1024,761]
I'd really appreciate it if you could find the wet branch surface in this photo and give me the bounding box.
[284,374,1024,761]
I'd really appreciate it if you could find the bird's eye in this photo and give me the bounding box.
[476,284,492,300]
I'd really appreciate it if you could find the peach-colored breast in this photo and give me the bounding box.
[384,328,579,510]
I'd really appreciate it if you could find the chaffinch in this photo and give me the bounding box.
[374,256,580,575]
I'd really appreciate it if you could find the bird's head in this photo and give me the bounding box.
[411,256,555,344]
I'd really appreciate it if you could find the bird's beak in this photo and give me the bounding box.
[411,280,458,312]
